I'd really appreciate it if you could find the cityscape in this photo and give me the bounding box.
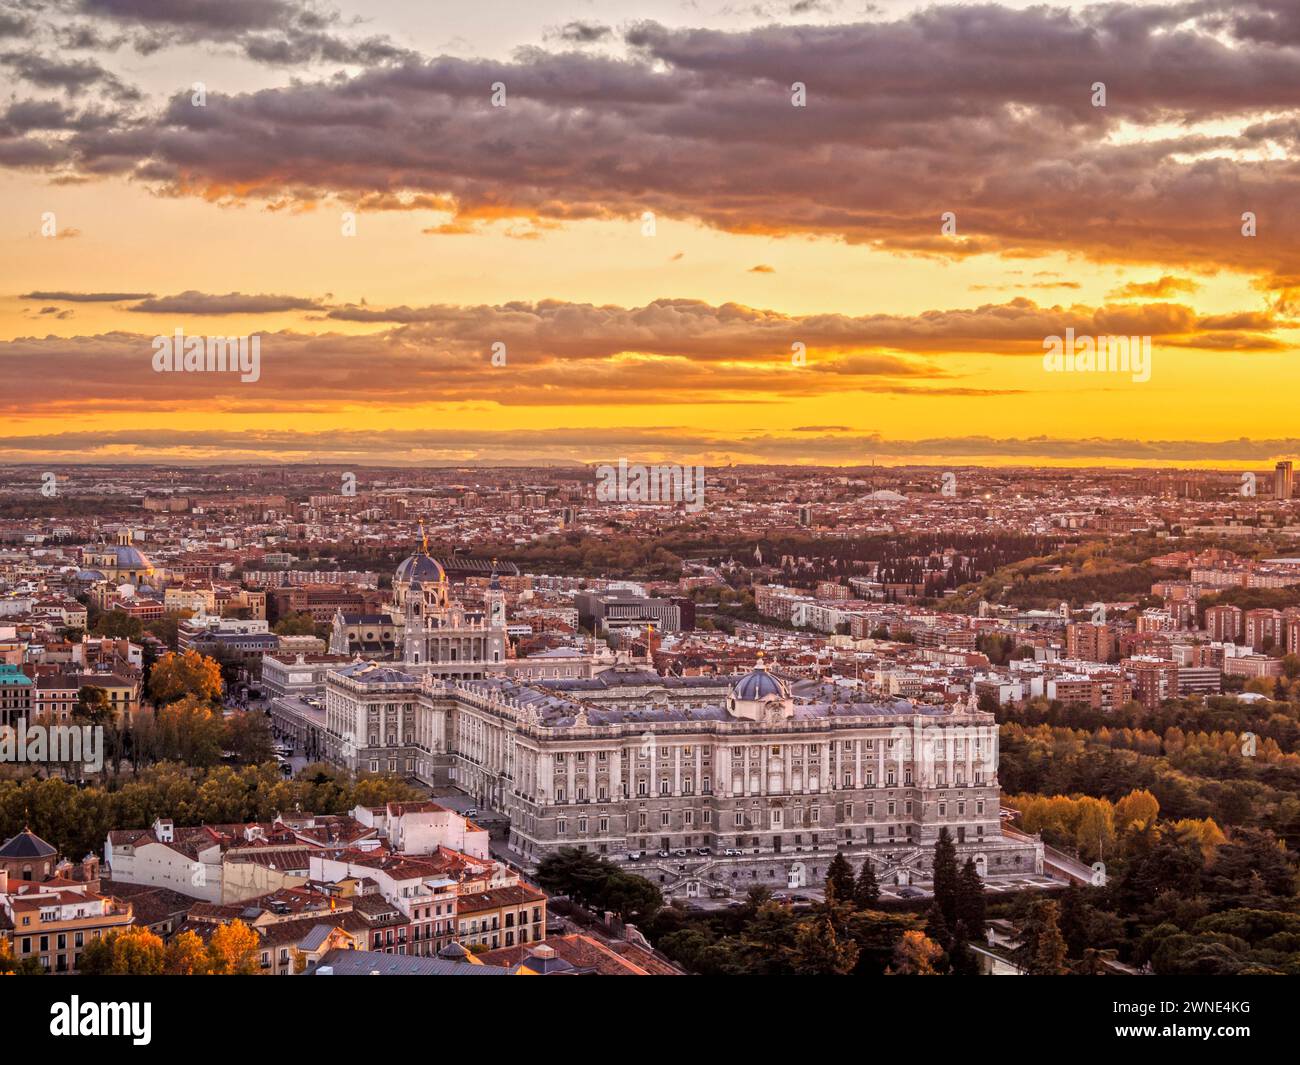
[0,0,1293,1036]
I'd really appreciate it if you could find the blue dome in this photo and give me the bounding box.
[396,554,445,584]
[733,664,788,701]
[108,545,152,569]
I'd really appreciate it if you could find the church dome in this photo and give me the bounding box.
[396,554,445,584]
[732,659,788,701]
[99,544,153,571]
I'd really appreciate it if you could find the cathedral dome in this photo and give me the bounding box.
[732,659,788,701]
[396,553,445,584]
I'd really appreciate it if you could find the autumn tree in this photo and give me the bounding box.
[148,649,223,706]
[887,930,943,975]
[1114,789,1160,832]
[207,920,262,975]
[164,930,210,975]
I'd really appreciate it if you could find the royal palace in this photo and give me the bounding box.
[272,548,1042,897]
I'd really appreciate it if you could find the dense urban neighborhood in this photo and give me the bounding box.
[0,462,1297,978]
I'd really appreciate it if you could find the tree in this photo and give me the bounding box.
[93,610,143,640]
[138,695,226,766]
[1071,947,1119,975]
[949,921,981,976]
[924,901,952,954]
[273,613,319,637]
[825,852,855,902]
[148,649,223,705]
[75,935,114,975]
[955,858,987,941]
[107,927,166,975]
[207,920,262,975]
[1013,900,1069,975]
[74,685,114,726]
[932,827,960,927]
[854,858,880,908]
[1114,789,1160,832]
[224,711,274,765]
[788,914,859,975]
[887,930,943,975]
[164,930,210,975]
[534,847,661,923]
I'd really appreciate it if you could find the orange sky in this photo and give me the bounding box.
[2,1,1298,467]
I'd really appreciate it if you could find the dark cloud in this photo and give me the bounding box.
[0,50,140,100]
[0,7,34,37]
[549,21,613,45]
[23,2,1300,282]
[65,0,411,67]
[125,290,326,314]
[21,290,155,301]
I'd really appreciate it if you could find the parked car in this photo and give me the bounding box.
[696,847,712,855]
[657,849,671,858]
[626,851,643,861]
[723,848,742,857]
[673,849,688,858]
[898,887,924,898]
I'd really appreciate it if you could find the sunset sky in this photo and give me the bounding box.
[2,0,1299,467]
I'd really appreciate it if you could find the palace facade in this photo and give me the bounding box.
[294,551,1042,897]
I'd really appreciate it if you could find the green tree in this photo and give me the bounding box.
[955,858,986,941]
[854,858,880,908]
[825,852,855,902]
[74,685,114,726]
[273,612,319,637]
[932,827,960,927]
[1013,900,1069,975]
